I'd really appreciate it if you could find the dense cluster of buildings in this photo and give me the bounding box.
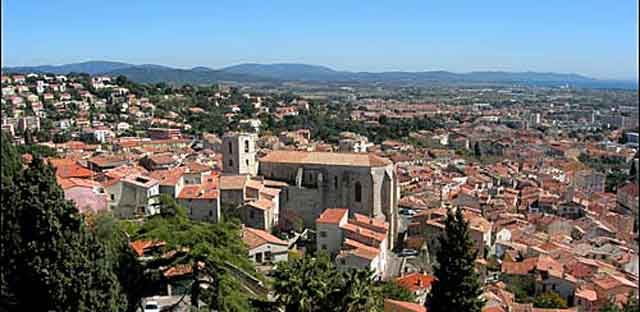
[2,72,638,311]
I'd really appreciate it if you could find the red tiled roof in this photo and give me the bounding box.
[339,239,380,260]
[129,240,166,257]
[395,273,435,292]
[383,299,427,312]
[163,265,192,278]
[177,183,219,200]
[242,227,287,249]
[247,198,273,210]
[259,150,392,167]
[316,208,348,224]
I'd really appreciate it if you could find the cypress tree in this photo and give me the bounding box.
[425,208,485,312]
[1,156,127,311]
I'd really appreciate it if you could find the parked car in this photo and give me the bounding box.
[399,208,417,216]
[143,301,160,312]
[398,248,419,257]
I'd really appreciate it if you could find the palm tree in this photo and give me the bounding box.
[338,269,382,312]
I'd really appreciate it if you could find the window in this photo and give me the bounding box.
[334,176,338,189]
[110,194,115,201]
[320,231,327,238]
[209,210,213,217]
[244,140,249,153]
[250,210,255,219]
[229,159,233,167]
[228,141,233,154]
[340,259,346,265]
[265,251,272,261]
[355,182,362,202]
[246,159,249,166]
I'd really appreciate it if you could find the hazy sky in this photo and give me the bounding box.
[2,0,638,80]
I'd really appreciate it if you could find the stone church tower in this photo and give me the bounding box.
[222,132,258,176]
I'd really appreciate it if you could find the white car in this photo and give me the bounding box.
[143,301,160,312]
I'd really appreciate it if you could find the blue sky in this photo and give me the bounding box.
[2,0,638,80]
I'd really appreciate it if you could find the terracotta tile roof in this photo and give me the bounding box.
[247,198,273,210]
[184,162,211,173]
[57,177,101,190]
[129,240,166,257]
[395,273,435,292]
[177,183,219,200]
[163,264,193,278]
[352,213,389,231]
[339,238,380,261]
[219,175,248,190]
[316,208,348,224]
[246,179,264,191]
[52,160,94,178]
[383,299,427,312]
[149,167,185,186]
[242,227,288,249]
[260,187,281,198]
[501,257,538,275]
[259,150,392,167]
[88,154,129,167]
[341,222,387,242]
[575,287,597,302]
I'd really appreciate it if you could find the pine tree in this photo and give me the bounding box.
[425,208,485,312]
[2,157,127,311]
[1,131,21,181]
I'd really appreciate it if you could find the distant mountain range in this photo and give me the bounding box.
[2,61,637,89]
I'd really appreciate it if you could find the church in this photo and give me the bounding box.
[258,150,399,248]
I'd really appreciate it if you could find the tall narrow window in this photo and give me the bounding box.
[228,141,233,154]
[244,140,249,153]
[355,182,362,203]
[334,176,338,189]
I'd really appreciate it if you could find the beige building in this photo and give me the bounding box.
[222,132,258,176]
[258,150,399,248]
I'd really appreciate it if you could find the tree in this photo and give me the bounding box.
[425,208,485,312]
[133,197,256,311]
[1,156,127,311]
[1,132,21,182]
[272,255,342,312]
[338,269,383,312]
[272,255,382,312]
[23,128,34,145]
[599,295,639,312]
[473,141,482,158]
[53,130,71,143]
[533,292,567,309]
[380,280,417,302]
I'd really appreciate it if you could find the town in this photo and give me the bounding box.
[1,70,638,312]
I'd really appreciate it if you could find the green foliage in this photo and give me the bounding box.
[599,295,639,312]
[533,291,568,309]
[1,131,21,181]
[380,280,417,302]
[272,255,382,312]
[133,198,257,311]
[53,130,71,143]
[425,208,485,312]
[16,143,58,158]
[503,275,536,303]
[1,156,127,311]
